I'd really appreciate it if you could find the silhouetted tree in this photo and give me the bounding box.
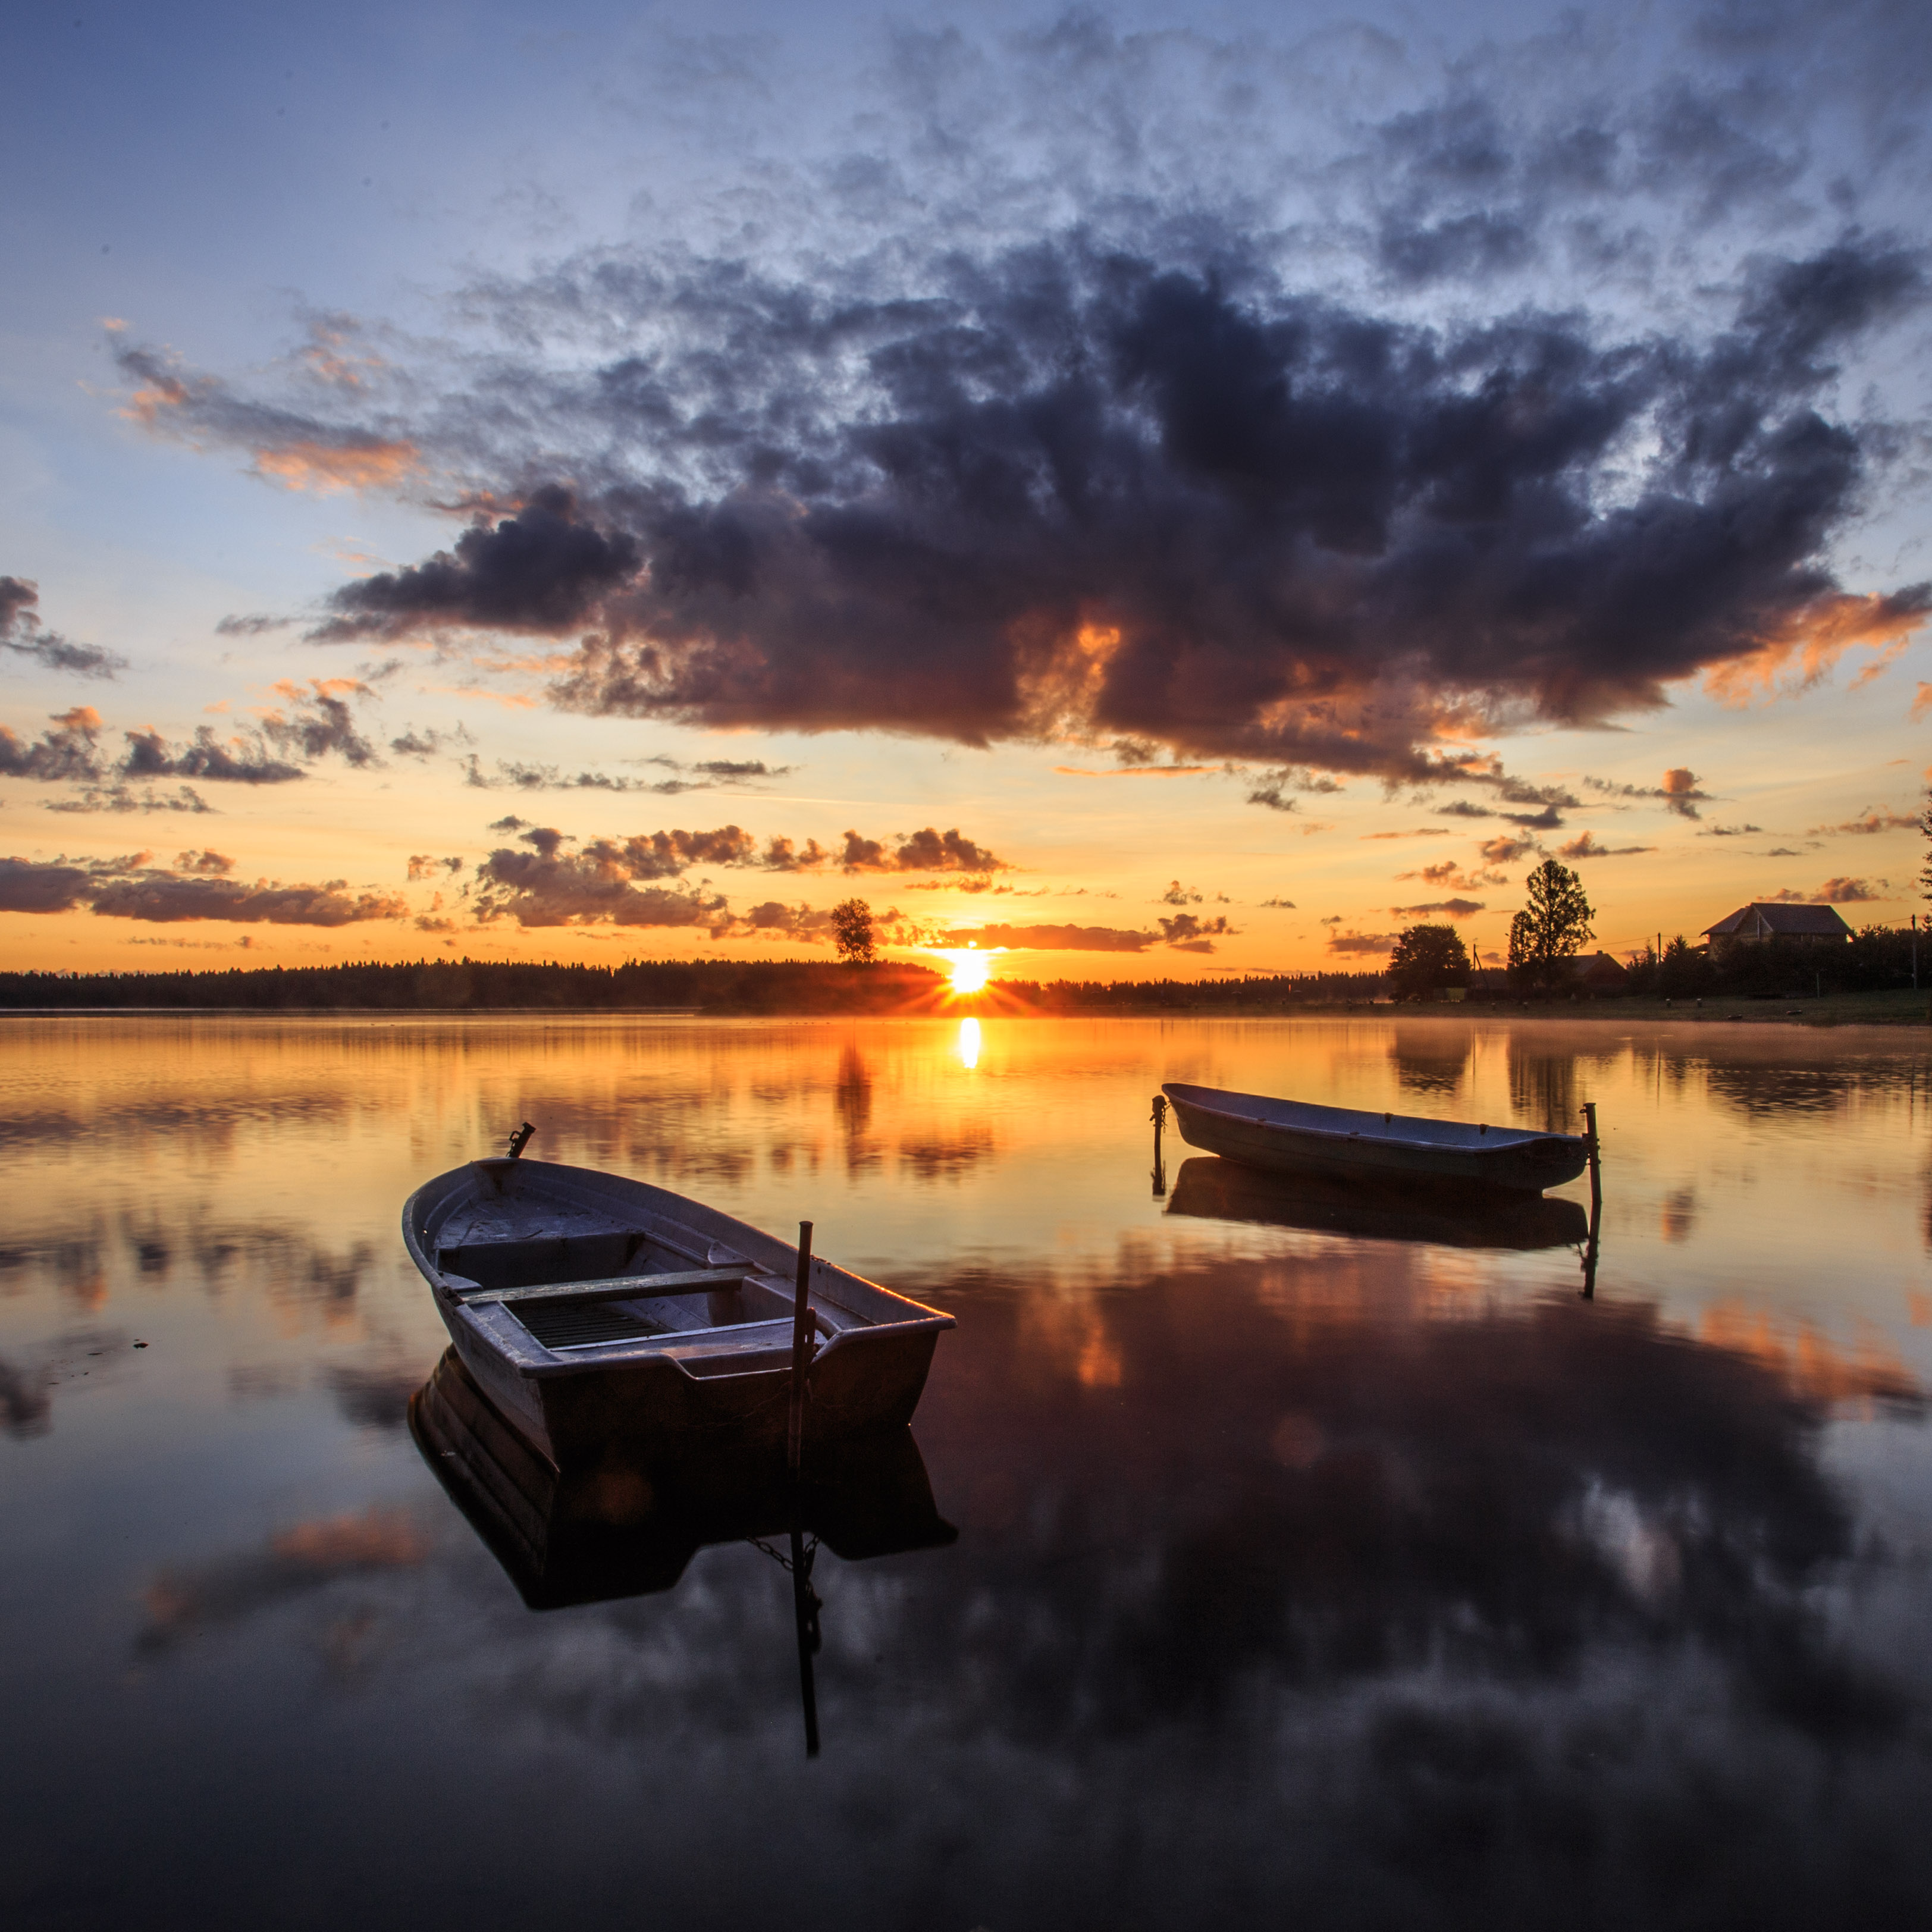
[1387,923,1472,1001]
[1507,859,1594,990]
[830,897,876,964]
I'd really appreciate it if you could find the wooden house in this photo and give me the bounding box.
[1701,903,1853,959]
[1566,951,1629,993]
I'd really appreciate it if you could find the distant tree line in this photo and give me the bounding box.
[0,957,1395,1014]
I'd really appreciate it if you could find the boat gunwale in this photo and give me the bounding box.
[1161,1081,1585,1156]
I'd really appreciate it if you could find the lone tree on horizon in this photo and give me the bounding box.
[1507,858,1594,990]
[1387,923,1472,1002]
[831,897,877,964]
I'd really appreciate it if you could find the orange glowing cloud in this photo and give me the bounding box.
[253,438,421,495]
[1703,591,1931,707]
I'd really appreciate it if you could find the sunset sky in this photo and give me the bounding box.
[4,0,1929,979]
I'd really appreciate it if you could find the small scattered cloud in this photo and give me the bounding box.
[1360,829,1451,840]
[0,577,127,680]
[1247,767,1344,811]
[1586,767,1711,819]
[1558,832,1655,859]
[1391,898,1484,917]
[214,613,293,637]
[1326,930,1398,954]
[1809,807,1917,836]
[1766,878,1887,904]
[1259,897,1297,909]
[1697,823,1762,837]
[1156,912,1235,953]
[931,923,1153,953]
[1479,835,1538,865]
[1398,860,1507,890]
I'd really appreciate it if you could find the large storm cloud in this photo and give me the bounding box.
[104,8,1932,783]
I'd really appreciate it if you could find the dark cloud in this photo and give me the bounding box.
[0,577,126,680]
[127,217,1930,779]
[1327,930,1399,954]
[213,613,293,636]
[406,855,464,881]
[86,875,407,926]
[0,856,96,914]
[311,486,641,641]
[1808,876,1884,902]
[1699,823,1764,836]
[0,852,406,925]
[1259,897,1297,909]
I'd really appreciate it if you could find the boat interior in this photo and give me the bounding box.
[434,1203,821,1355]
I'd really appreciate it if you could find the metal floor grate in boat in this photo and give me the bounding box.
[515,1299,662,1351]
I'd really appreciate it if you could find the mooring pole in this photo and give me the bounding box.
[1150,1094,1168,1196]
[789,1522,821,1758]
[1580,1102,1602,1216]
[788,1220,815,1475]
[1579,1195,1601,1300]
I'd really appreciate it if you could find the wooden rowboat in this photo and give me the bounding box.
[1162,1082,1589,1194]
[402,1154,954,1468]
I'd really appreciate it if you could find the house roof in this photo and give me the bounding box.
[1566,950,1627,978]
[1702,902,1854,939]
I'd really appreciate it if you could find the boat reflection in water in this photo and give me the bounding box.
[410,1348,955,1754]
[1167,1155,1591,1252]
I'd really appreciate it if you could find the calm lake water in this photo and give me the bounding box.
[4,1014,1932,1930]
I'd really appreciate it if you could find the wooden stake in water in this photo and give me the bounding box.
[788,1220,815,1474]
[1150,1093,1168,1197]
[1581,1102,1602,1215]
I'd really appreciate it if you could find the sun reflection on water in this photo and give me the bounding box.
[956,1017,981,1069]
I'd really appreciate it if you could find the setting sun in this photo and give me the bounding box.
[941,945,995,995]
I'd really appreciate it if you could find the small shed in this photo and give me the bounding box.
[1566,951,1629,993]
[1702,902,1853,959]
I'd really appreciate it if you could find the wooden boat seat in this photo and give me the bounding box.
[437,1230,650,1292]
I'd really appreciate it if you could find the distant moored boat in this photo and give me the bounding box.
[1161,1082,1589,1194]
